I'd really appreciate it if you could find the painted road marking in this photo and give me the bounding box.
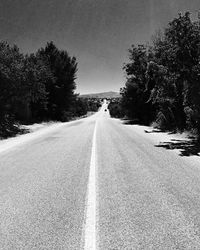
[84,121,97,250]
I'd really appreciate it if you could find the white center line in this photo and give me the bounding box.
[83,121,98,250]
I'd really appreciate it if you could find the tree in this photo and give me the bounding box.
[121,12,200,134]
[121,44,152,124]
[20,54,52,122]
[152,12,200,131]
[37,42,78,120]
[0,42,24,118]
[0,42,25,136]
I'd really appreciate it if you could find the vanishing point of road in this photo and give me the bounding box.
[1,102,200,249]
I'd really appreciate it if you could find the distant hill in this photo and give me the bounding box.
[80,91,120,99]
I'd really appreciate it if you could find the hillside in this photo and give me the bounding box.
[80,91,120,99]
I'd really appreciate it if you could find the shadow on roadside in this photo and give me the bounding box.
[143,127,200,156]
[155,137,200,157]
[122,118,143,125]
[144,129,164,133]
[121,118,200,157]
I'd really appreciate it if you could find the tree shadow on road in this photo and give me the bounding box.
[122,118,150,126]
[121,119,200,157]
[144,129,164,133]
[144,128,200,156]
[122,119,140,125]
[155,137,200,157]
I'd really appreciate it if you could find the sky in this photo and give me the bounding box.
[0,0,199,94]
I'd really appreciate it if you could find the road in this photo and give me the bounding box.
[1,102,200,249]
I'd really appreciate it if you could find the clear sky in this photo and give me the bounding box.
[0,0,199,94]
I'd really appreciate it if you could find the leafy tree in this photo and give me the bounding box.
[21,54,52,122]
[121,44,152,124]
[72,97,88,117]
[37,42,78,120]
[0,42,24,118]
[0,42,25,136]
[151,12,200,131]
[121,12,200,135]
[108,100,123,118]
[0,40,80,137]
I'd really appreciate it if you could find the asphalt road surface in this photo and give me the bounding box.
[1,102,200,249]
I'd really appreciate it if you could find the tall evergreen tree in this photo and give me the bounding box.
[37,42,78,120]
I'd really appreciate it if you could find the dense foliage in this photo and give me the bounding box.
[0,41,91,138]
[108,99,123,118]
[119,12,200,136]
[83,98,101,112]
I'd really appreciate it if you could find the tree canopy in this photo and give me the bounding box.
[117,12,200,136]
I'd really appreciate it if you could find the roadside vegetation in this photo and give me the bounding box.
[108,98,122,118]
[80,98,101,112]
[0,41,99,138]
[109,12,200,139]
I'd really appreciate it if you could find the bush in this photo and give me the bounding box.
[108,101,123,118]
[0,115,21,138]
